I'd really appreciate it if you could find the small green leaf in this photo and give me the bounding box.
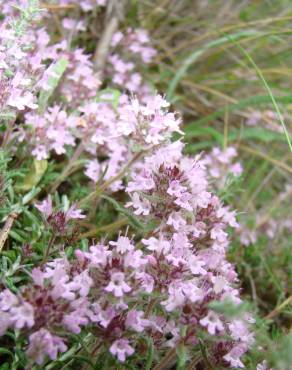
[96,88,121,109]
[8,230,25,243]
[228,127,289,143]
[16,159,47,192]
[145,338,154,370]
[208,299,250,318]
[38,58,68,112]
[0,363,11,370]
[101,194,144,230]
[0,112,16,122]
[0,348,13,357]
[184,126,224,145]
[176,344,187,370]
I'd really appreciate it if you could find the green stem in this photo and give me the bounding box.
[78,218,128,240]
[42,233,56,265]
[50,141,85,193]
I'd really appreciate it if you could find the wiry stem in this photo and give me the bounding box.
[265,295,292,320]
[1,118,16,149]
[41,233,56,265]
[50,141,85,193]
[153,347,177,370]
[83,341,102,370]
[94,17,119,72]
[78,217,128,240]
[186,353,202,370]
[145,298,157,318]
[93,0,125,72]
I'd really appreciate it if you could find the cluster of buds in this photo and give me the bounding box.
[35,196,85,235]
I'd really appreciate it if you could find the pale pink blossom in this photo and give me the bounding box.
[110,339,135,362]
[200,311,224,335]
[105,272,132,297]
[26,329,67,365]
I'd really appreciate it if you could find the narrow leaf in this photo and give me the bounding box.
[38,58,68,112]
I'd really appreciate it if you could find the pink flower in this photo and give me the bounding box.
[110,339,135,362]
[228,319,254,344]
[65,204,85,221]
[31,268,45,287]
[111,31,123,47]
[188,255,207,275]
[8,90,37,111]
[0,289,18,311]
[124,250,146,269]
[92,306,116,328]
[162,284,186,311]
[211,275,228,294]
[105,272,131,297]
[0,312,11,336]
[85,160,100,182]
[125,310,149,332]
[35,196,53,216]
[200,311,224,335]
[181,280,204,304]
[167,180,187,197]
[26,329,67,365]
[69,270,93,297]
[63,311,88,334]
[126,193,151,216]
[86,244,111,267]
[142,237,170,254]
[109,236,134,254]
[217,207,239,228]
[257,360,273,370]
[135,272,154,294]
[32,145,49,160]
[166,212,187,230]
[10,302,35,329]
[62,18,85,31]
[203,146,243,189]
[223,344,247,368]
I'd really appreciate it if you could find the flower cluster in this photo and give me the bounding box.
[108,28,156,95]
[246,109,283,133]
[0,1,44,115]
[238,184,292,246]
[0,224,254,367]
[202,147,243,189]
[35,195,85,234]
[50,45,101,106]
[25,91,182,191]
[82,94,182,188]
[24,105,75,159]
[125,144,254,367]
[0,253,91,364]
[111,28,157,63]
